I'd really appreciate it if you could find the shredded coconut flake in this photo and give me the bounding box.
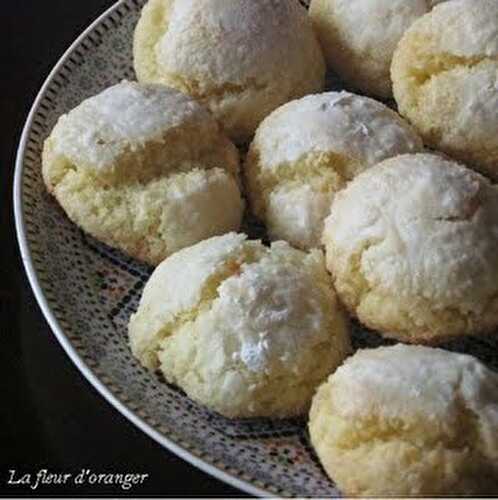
[240,339,271,372]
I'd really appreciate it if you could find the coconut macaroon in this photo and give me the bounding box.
[133,0,325,143]
[42,81,243,265]
[392,0,498,178]
[129,233,350,418]
[323,153,498,344]
[309,0,446,99]
[309,344,498,496]
[245,92,423,250]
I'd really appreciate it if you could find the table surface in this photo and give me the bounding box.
[0,1,246,497]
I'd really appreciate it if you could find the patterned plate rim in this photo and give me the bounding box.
[13,1,275,496]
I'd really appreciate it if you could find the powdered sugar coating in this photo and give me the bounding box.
[134,0,325,142]
[255,92,422,170]
[392,0,498,177]
[266,184,333,249]
[129,233,351,418]
[309,344,498,495]
[42,81,243,265]
[156,0,314,86]
[323,153,498,343]
[329,345,498,423]
[48,80,215,170]
[420,0,498,58]
[245,92,423,249]
[309,0,448,98]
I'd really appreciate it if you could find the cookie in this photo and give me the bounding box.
[133,0,325,143]
[309,344,498,496]
[309,0,447,98]
[323,153,498,343]
[129,233,350,418]
[392,0,498,178]
[245,92,422,249]
[43,81,243,265]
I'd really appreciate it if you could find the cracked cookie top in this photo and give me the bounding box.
[128,232,351,418]
[309,344,498,496]
[245,91,423,250]
[309,0,448,98]
[323,153,498,343]
[42,81,243,265]
[133,0,325,143]
[391,0,498,177]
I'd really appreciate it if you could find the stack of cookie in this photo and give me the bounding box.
[42,0,498,495]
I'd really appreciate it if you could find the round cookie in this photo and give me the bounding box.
[43,81,243,265]
[392,0,498,178]
[133,0,325,143]
[309,344,498,496]
[129,232,351,418]
[323,153,498,344]
[309,0,447,98]
[245,92,423,250]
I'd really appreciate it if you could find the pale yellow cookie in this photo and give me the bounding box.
[133,0,325,143]
[43,81,243,265]
[323,153,498,344]
[245,92,422,250]
[129,233,351,418]
[309,344,498,496]
[309,0,447,98]
[392,0,498,178]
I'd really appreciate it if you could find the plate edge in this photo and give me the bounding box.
[12,1,280,497]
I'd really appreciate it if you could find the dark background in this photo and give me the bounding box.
[1,2,245,497]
